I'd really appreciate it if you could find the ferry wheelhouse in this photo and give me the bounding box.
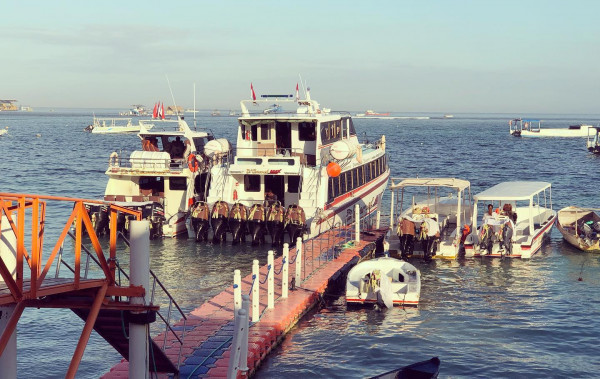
[202,89,389,243]
[90,118,218,238]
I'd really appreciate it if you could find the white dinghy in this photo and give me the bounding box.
[346,256,420,308]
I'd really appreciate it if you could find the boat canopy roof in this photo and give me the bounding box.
[390,177,471,191]
[474,181,551,201]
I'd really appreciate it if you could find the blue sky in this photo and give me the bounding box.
[2,0,600,113]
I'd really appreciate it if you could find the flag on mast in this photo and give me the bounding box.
[152,102,158,119]
[295,83,299,102]
[160,102,165,120]
[251,83,256,102]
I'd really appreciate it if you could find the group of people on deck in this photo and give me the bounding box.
[142,136,189,159]
[479,203,515,255]
[397,213,440,262]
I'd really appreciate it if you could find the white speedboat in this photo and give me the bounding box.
[346,256,420,308]
[86,118,219,238]
[509,118,595,137]
[587,126,600,154]
[199,87,389,244]
[464,181,556,258]
[387,178,473,260]
[0,127,7,136]
[87,117,154,134]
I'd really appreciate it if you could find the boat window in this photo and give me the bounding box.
[298,122,316,141]
[342,118,348,139]
[260,123,271,140]
[349,119,357,136]
[169,177,187,191]
[251,124,258,141]
[328,178,335,202]
[267,158,294,165]
[288,175,300,193]
[365,162,371,182]
[244,175,261,192]
[237,158,263,165]
[139,176,164,195]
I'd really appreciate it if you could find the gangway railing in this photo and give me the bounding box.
[0,193,183,376]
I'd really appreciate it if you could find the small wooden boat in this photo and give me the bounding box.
[557,206,600,251]
[370,357,440,379]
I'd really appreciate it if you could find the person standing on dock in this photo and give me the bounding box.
[397,217,415,260]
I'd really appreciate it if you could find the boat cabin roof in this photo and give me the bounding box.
[139,119,210,138]
[474,181,551,201]
[390,177,471,191]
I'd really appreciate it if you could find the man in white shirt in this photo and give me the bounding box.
[423,217,440,262]
[482,204,495,224]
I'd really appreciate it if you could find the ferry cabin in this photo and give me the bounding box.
[103,119,215,237]
[206,95,389,237]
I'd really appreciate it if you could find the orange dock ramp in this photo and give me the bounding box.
[102,228,387,378]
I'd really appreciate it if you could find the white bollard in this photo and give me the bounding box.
[267,250,274,309]
[355,204,360,243]
[129,220,151,379]
[239,295,250,375]
[295,237,302,284]
[227,308,247,379]
[233,269,241,315]
[376,209,381,229]
[282,244,289,299]
[252,260,259,322]
[0,216,17,379]
[390,190,395,230]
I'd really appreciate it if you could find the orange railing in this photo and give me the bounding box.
[0,193,144,304]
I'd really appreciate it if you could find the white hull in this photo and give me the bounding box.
[512,124,595,138]
[346,257,420,307]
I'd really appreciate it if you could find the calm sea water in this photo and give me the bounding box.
[1,110,599,378]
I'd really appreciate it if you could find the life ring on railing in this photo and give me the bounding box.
[187,153,199,172]
[109,152,119,167]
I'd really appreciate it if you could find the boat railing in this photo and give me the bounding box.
[108,150,188,173]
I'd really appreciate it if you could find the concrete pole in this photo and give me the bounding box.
[295,237,302,284]
[239,295,250,375]
[129,220,150,379]
[251,260,259,322]
[233,269,241,315]
[282,244,289,299]
[0,216,17,379]
[355,204,360,243]
[267,250,274,309]
[376,209,381,230]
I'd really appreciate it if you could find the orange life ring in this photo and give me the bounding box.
[187,154,199,172]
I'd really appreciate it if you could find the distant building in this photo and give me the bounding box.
[0,100,18,111]
[166,105,184,115]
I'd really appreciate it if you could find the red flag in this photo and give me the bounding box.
[152,102,158,119]
[251,83,256,101]
[295,83,299,102]
[161,102,165,119]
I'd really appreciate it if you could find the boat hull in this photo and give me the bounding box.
[465,214,556,258]
[556,206,600,252]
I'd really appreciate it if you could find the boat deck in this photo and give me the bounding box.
[101,227,387,378]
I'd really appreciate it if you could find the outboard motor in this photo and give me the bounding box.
[500,223,513,256]
[190,201,210,242]
[285,204,306,245]
[267,202,285,246]
[141,202,165,239]
[83,203,110,237]
[211,201,229,243]
[479,224,494,255]
[228,203,247,244]
[248,204,266,245]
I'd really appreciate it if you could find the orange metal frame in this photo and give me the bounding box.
[0,193,147,377]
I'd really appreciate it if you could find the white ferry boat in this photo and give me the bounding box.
[86,118,218,238]
[194,88,389,244]
[86,117,155,134]
[464,181,556,258]
[509,118,595,137]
